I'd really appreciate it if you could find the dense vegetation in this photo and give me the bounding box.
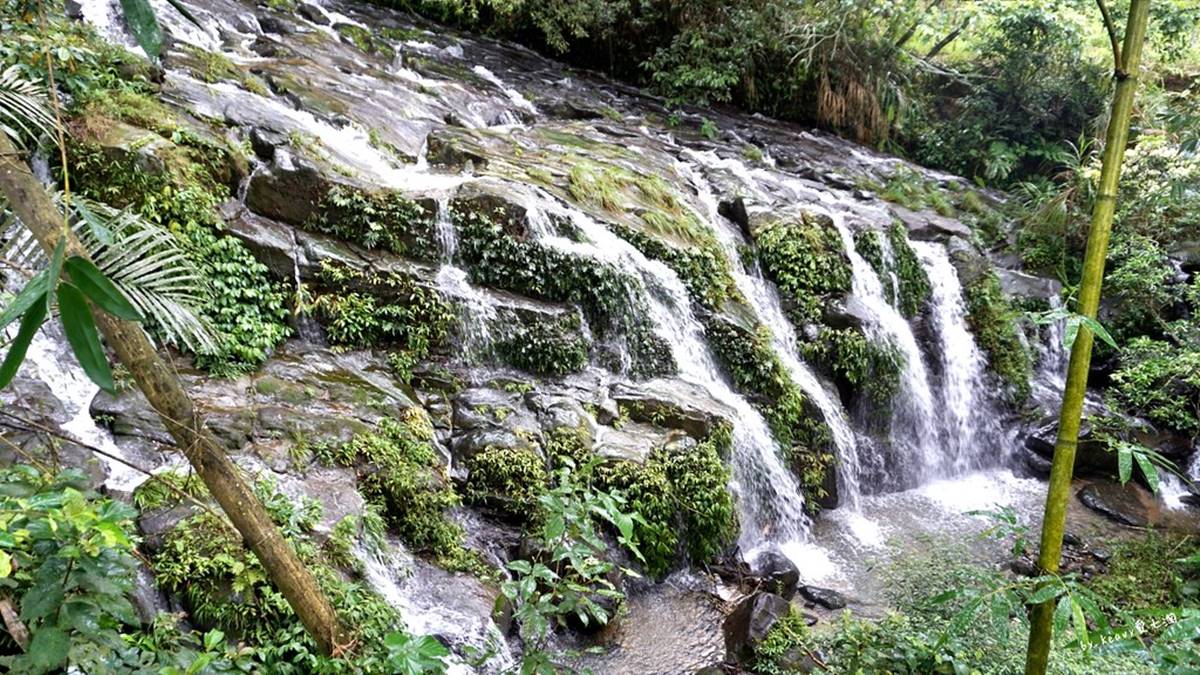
[1,0,1199,673]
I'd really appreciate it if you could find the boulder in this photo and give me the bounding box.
[995,268,1062,302]
[723,591,791,664]
[718,197,751,238]
[798,585,846,610]
[245,150,335,225]
[1077,482,1153,527]
[593,424,676,464]
[751,549,800,599]
[610,379,735,441]
[891,204,971,241]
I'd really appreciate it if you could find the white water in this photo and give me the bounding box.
[516,187,811,546]
[471,65,539,115]
[829,215,939,492]
[913,241,1000,475]
[431,198,497,358]
[361,545,514,673]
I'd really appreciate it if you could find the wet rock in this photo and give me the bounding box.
[593,424,675,464]
[224,208,299,280]
[1024,419,1111,478]
[995,268,1062,302]
[799,585,846,610]
[257,15,292,35]
[297,3,329,25]
[245,150,334,225]
[751,549,800,599]
[1077,482,1153,527]
[718,197,751,238]
[1010,556,1039,577]
[1182,494,1200,509]
[724,591,790,664]
[425,130,490,171]
[610,379,735,441]
[891,204,972,241]
[249,126,287,161]
[137,503,200,553]
[1090,547,1112,563]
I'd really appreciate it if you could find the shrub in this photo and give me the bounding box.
[307,185,437,259]
[495,317,590,376]
[463,445,549,521]
[1111,338,1200,436]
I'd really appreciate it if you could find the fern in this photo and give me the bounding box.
[0,65,58,146]
[2,197,219,354]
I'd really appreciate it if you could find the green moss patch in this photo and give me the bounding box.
[754,212,852,325]
[964,271,1032,402]
[307,185,438,260]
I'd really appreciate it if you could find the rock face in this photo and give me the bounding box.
[724,591,791,664]
[751,549,801,599]
[1077,482,1155,527]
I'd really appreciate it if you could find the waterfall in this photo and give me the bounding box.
[431,197,497,359]
[515,187,812,548]
[674,158,866,509]
[912,241,1001,475]
[828,215,940,493]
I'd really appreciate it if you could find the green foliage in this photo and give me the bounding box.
[887,223,932,317]
[1110,338,1200,436]
[1105,233,1179,340]
[307,186,437,260]
[454,198,637,333]
[0,466,139,673]
[495,316,589,376]
[70,140,289,374]
[801,326,902,407]
[309,262,455,364]
[596,426,736,576]
[611,222,735,309]
[501,459,643,672]
[963,271,1031,402]
[463,445,549,521]
[754,212,851,325]
[317,414,467,562]
[131,469,209,511]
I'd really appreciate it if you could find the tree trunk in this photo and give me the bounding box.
[0,133,348,656]
[1023,2,1150,673]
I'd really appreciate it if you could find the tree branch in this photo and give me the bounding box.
[926,15,970,60]
[1095,0,1123,71]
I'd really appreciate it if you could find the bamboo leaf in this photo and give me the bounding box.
[1117,443,1133,485]
[0,269,48,331]
[120,0,164,61]
[56,283,115,393]
[65,256,143,321]
[1078,315,1117,349]
[164,0,205,29]
[1133,450,1160,493]
[1071,598,1089,647]
[0,293,48,389]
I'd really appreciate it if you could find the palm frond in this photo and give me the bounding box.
[1,195,219,354]
[0,65,58,147]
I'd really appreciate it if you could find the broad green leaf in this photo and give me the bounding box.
[28,626,70,670]
[1117,443,1133,485]
[0,550,11,578]
[1027,582,1063,605]
[120,0,164,60]
[0,270,48,331]
[57,282,115,393]
[1063,318,1080,350]
[65,256,142,321]
[1133,451,1160,493]
[0,294,48,389]
[1078,315,1117,349]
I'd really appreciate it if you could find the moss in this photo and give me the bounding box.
[308,185,438,259]
[754,211,852,325]
[337,23,397,59]
[964,271,1032,402]
[463,445,549,521]
[316,414,467,562]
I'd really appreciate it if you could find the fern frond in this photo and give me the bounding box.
[0,65,58,146]
[1,195,219,354]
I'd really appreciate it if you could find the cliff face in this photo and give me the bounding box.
[7,0,1181,670]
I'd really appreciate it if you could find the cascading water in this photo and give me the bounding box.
[513,185,812,546]
[828,214,941,493]
[432,198,496,358]
[674,158,866,509]
[912,241,1001,474]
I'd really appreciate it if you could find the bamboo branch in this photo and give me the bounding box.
[1095,0,1124,73]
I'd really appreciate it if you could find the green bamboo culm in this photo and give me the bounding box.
[1022,1,1151,673]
